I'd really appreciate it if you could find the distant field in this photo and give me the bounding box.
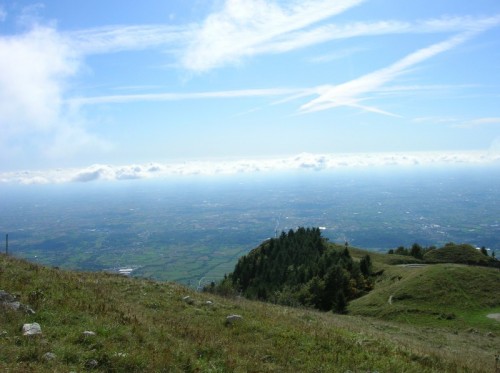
[1,166,499,285]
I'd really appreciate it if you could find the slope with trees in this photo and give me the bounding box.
[212,227,373,313]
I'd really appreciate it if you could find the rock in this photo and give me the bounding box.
[205,300,213,306]
[225,314,243,325]
[82,330,96,337]
[22,322,42,336]
[0,290,35,314]
[6,301,21,311]
[183,296,194,305]
[0,290,16,303]
[0,291,20,311]
[85,359,99,369]
[486,332,496,338]
[43,352,56,361]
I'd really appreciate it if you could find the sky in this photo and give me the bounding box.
[1,0,500,183]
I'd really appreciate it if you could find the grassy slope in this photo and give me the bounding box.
[349,262,500,325]
[348,248,500,373]
[1,253,499,372]
[424,244,496,266]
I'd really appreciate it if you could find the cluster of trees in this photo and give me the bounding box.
[388,242,498,268]
[208,227,373,314]
[479,246,495,258]
[387,243,434,259]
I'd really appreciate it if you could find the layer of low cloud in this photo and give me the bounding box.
[1,151,498,185]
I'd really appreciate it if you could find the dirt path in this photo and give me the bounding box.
[486,313,500,321]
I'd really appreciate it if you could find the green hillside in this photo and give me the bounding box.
[1,247,499,372]
[423,243,497,266]
[214,228,373,313]
[349,250,500,328]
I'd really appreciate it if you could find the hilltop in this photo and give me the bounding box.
[1,242,499,372]
[212,228,373,313]
[423,242,498,266]
[349,249,500,325]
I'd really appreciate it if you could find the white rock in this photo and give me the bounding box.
[43,352,56,361]
[225,314,243,325]
[7,301,21,311]
[82,330,96,337]
[22,322,42,336]
[183,296,194,305]
[85,359,99,369]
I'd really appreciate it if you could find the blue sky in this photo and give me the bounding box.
[1,0,500,182]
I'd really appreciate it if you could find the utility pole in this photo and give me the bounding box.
[5,234,8,255]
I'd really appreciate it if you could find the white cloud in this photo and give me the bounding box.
[1,151,498,185]
[70,88,302,106]
[66,11,500,112]
[298,21,500,116]
[0,26,77,134]
[177,4,500,72]
[68,24,190,54]
[57,11,499,71]
[453,117,500,128]
[180,0,365,72]
[259,16,500,54]
[0,24,111,165]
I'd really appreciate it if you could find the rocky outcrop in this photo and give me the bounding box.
[0,290,35,314]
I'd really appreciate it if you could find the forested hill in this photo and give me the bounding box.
[213,227,373,313]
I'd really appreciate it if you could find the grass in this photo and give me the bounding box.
[1,252,499,372]
[349,255,500,331]
[348,246,423,266]
[424,244,497,266]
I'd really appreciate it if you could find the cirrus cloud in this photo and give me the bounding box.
[180,0,366,72]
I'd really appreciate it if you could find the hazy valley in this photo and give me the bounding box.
[1,166,498,287]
